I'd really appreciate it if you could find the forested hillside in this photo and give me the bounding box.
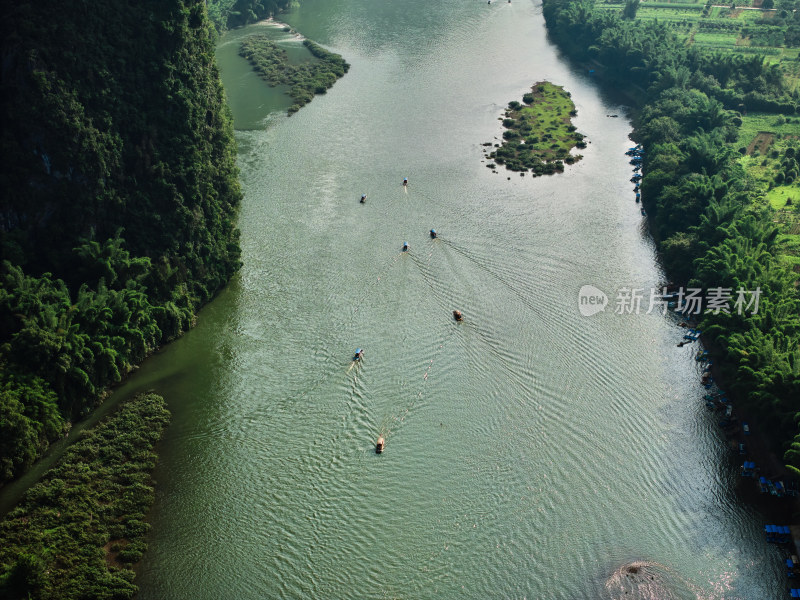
[542,0,800,473]
[0,1,242,484]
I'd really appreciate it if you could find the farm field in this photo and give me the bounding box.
[597,3,800,81]
[734,112,800,264]
[598,1,785,56]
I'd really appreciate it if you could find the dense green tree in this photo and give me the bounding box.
[543,0,800,475]
[0,375,62,481]
[622,0,640,20]
[0,0,242,483]
[206,0,294,32]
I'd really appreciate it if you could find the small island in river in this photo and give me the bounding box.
[239,36,350,115]
[486,81,586,175]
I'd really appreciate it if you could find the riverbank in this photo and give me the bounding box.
[541,0,800,488]
[706,349,800,520]
[254,17,303,37]
[0,393,170,599]
[0,0,242,492]
[542,1,800,591]
[206,0,295,33]
[671,313,797,524]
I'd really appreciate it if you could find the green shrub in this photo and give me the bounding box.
[0,394,169,599]
[240,36,350,115]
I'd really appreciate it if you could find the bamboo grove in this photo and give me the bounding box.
[542,0,800,474]
[0,0,244,484]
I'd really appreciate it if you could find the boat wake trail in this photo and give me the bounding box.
[378,327,458,443]
[407,243,535,394]
[276,347,365,407]
[439,238,542,318]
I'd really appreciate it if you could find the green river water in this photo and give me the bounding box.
[7,0,787,598]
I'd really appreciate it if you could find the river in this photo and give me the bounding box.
[127,0,781,597]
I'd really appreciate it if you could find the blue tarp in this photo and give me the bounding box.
[765,525,792,543]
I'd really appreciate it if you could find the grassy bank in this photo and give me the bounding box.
[239,36,349,114]
[487,81,585,174]
[0,393,170,600]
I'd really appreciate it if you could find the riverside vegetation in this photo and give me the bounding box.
[542,0,800,474]
[0,393,170,600]
[0,0,241,485]
[1,0,243,588]
[597,0,800,62]
[488,81,585,174]
[0,0,295,591]
[239,36,350,114]
[206,0,295,33]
